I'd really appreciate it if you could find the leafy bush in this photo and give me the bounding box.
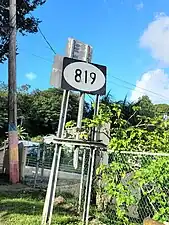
[83,103,169,224]
[97,154,169,224]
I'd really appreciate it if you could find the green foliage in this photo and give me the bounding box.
[97,161,136,224]
[137,96,155,118]
[0,0,46,63]
[97,154,169,224]
[65,120,76,128]
[154,104,169,116]
[31,135,43,142]
[0,84,79,139]
[85,101,169,153]
[134,157,169,221]
[17,125,28,140]
[27,88,79,136]
[82,99,169,224]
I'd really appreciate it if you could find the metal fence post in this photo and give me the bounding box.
[41,143,46,178]
[85,148,96,225]
[78,148,86,213]
[34,145,41,188]
[82,148,92,223]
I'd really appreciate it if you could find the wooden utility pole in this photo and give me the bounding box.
[8,0,19,183]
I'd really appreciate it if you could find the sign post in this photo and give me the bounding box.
[71,40,93,170]
[41,40,74,225]
[42,38,95,225]
[60,56,107,224]
[82,94,100,224]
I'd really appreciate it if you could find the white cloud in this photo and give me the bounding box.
[25,72,37,81]
[136,2,144,11]
[130,69,169,104]
[140,13,169,65]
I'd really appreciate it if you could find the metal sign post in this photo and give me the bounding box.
[61,55,106,224]
[82,94,100,225]
[41,39,74,225]
[74,43,92,170]
[41,90,70,225]
[42,38,94,225]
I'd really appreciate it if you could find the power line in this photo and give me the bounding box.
[19,48,52,63]
[37,27,56,54]
[110,75,169,101]
[108,80,169,102]
[22,0,56,55]
[9,46,169,102]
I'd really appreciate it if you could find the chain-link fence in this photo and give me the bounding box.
[21,141,169,224]
[97,151,169,224]
[22,142,92,206]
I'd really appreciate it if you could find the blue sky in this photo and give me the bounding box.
[1,0,169,103]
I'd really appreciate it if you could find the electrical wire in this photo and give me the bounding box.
[108,80,169,102]
[1,0,56,61]
[37,27,56,54]
[2,0,169,103]
[2,0,55,55]
[5,44,169,103]
[19,48,52,63]
[22,0,56,55]
[110,75,169,101]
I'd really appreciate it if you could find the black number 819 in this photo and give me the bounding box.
[75,69,96,84]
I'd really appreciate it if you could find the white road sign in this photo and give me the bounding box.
[50,55,63,88]
[50,39,93,88]
[66,38,93,62]
[61,57,106,95]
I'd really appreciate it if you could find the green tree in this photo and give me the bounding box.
[27,88,79,136]
[0,83,80,138]
[136,95,155,118]
[100,95,151,126]
[154,104,169,116]
[0,0,46,63]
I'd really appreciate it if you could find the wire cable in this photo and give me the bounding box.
[22,0,56,55]
[19,48,52,63]
[110,75,169,101]
[108,80,169,102]
[37,27,56,54]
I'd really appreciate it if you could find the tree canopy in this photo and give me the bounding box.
[0,0,46,63]
[154,104,169,116]
[0,83,80,141]
[136,95,155,118]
